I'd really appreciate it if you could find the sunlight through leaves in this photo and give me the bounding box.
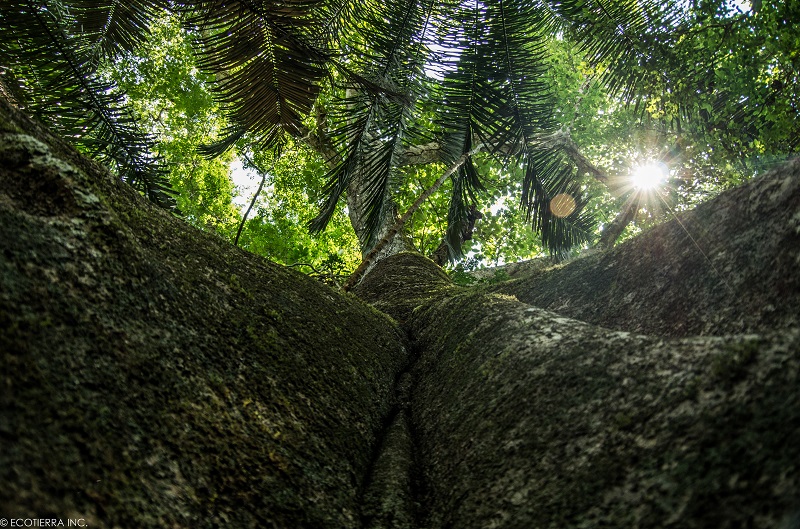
[631,162,669,190]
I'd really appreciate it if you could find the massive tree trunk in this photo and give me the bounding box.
[0,98,409,527]
[2,95,799,528]
[354,251,799,529]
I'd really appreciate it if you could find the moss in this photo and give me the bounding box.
[613,412,634,430]
[0,98,409,527]
[710,338,760,384]
[227,273,253,299]
[352,251,455,323]
[407,275,800,529]
[681,375,703,401]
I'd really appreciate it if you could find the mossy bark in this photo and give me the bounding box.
[0,98,409,527]
[2,92,799,529]
[410,289,800,529]
[353,158,800,527]
[354,249,799,529]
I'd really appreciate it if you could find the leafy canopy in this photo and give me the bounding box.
[1,0,797,265]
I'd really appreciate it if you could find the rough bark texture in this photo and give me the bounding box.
[2,92,799,529]
[411,293,799,529]
[356,252,800,529]
[493,158,800,337]
[0,98,409,527]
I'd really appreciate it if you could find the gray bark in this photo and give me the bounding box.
[355,251,800,529]
[2,95,799,529]
[0,98,408,527]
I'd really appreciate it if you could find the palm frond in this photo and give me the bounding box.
[521,149,595,256]
[68,0,168,62]
[0,0,174,208]
[308,91,377,234]
[431,0,595,257]
[308,0,436,247]
[179,0,333,153]
[444,146,482,261]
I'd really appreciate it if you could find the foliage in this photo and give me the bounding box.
[234,140,361,274]
[534,3,799,246]
[99,13,361,269]
[1,0,798,273]
[449,264,511,286]
[0,0,174,207]
[104,14,239,232]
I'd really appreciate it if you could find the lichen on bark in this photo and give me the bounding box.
[407,287,800,528]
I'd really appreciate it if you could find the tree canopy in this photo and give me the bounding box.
[1,0,797,275]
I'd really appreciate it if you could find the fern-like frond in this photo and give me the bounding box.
[546,0,686,99]
[0,0,174,208]
[180,0,333,153]
[308,91,376,234]
[521,149,595,256]
[68,0,168,62]
[444,142,483,261]
[308,0,436,247]
[430,0,595,257]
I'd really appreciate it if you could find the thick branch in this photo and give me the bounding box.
[395,141,443,166]
[559,133,609,183]
[296,120,340,170]
[596,193,638,248]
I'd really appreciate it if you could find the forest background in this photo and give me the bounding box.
[1,0,797,283]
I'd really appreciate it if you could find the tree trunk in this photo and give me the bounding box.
[495,158,800,337]
[0,97,408,527]
[346,175,411,259]
[354,252,800,529]
[2,95,799,528]
[596,194,637,248]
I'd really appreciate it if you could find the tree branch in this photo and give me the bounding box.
[234,153,275,247]
[389,131,609,182]
[296,117,340,170]
[343,144,485,291]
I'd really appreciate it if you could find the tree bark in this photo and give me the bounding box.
[0,97,408,527]
[494,158,800,337]
[2,95,799,528]
[355,250,800,529]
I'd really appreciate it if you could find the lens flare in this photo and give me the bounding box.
[550,193,576,218]
[631,162,668,190]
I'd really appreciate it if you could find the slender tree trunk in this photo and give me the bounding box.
[346,174,412,259]
[596,194,637,248]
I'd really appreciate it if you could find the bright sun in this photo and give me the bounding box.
[631,162,668,190]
